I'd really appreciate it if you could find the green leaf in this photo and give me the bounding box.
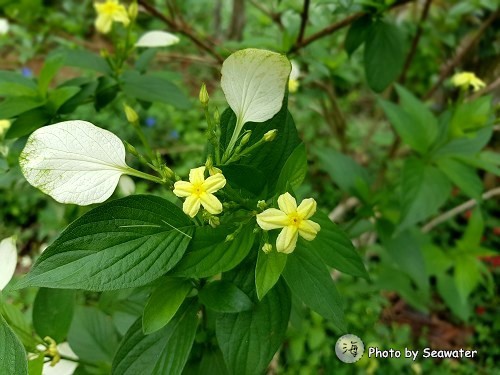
[95,76,119,111]
[0,303,34,350]
[172,223,254,278]
[434,127,493,158]
[63,49,111,74]
[394,85,438,152]
[38,53,66,96]
[122,71,190,109]
[142,277,192,334]
[255,249,287,300]
[0,97,44,118]
[216,279,290,375]
[47,86,80,113]
[199,280,253,313]
[436,157,483,199]
[461,207,484,248]
[112,300,199,375]
[450,96,492,136]
[399,158,451,230]
[135,49,158,72]
[28,353,44,375]
[0,314,28,375]
[58,81,98,114]
[364,20,405,92]
[454,255,482,305]
[33,288,75,342]
[5,107,51,139]
[344,15,371,56]
[437,274,469,321]
[275,143,307,195]
[282,243,346,332]
[309,211,368,279]
[15,195,194,291]
[315,148,370,198]
[218,164,266,197]
[0,71,38,97]
[68,306,119,364]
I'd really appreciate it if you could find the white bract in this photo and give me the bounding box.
[41,342,78,375]
[221,48,291,155]
[0,18,9,35]
[20,120,130,205]
[135,31,180,48]
[0,236,17,290]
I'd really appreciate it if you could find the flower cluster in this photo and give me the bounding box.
[451,72,486,92]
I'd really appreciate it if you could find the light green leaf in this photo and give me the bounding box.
[276,143,307,195]
[0,71,38,97]
[436,157,483,199]
[112,300,199,375]
[282,243,346,332]
[142,277,192,334]
[28,353,44,375]
[19,120,130,205]
[450,96,492,136]
[47,86,80,113]
[461,207,484,248]
[33,288,75,342]
[5,108,51,139]
[0,97,44,118]
[0,314,28,375]
[216,279,290,375]
[454,255,482,305]
[255,249,287,300]
[437,274,469,321]
[199,280,253,313]
[15,195,194,291]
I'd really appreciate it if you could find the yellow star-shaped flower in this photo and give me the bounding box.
[94,0,130,34]
[451,72,486,92]
[256,192,320,254]
[173,166,226,218]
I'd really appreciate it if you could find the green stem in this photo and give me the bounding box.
[222,116,244,163]
[122,167,166,184]
[225,138,266,164]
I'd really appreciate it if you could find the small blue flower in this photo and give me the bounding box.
[21,67,33,78]
[145,117,156,127]
[169,130,179,140]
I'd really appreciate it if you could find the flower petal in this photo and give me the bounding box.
[135,31,180,48]
[276,226,298,254]
[95,15,112,34]
[277,192,297,215]
[256,208,289,230]
[183,195,201,218]
[298,219,321,241]
[189,166,206,185]
[202,173,226,194]
[111,7,130,25]
[19,120,129,205]
[0,236,17,290]
[297,198,317,219]
[199,192,223,215]
[173,181,194,197]
[221,48,291,125]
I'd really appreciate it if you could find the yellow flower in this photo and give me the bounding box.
[94,0,130,34]
[0,119,11,137]
[288,79,299,93]
[173,166,226,218]
[256,192,320,254]
[451,72,486,92]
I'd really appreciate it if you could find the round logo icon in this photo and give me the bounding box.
[335,334,365,363]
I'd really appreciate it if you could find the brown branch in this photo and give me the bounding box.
[398,0,433,84]
[422,187,500,233]
[296,0,310,46]
[288,0,414,54]
[138,0,223,64]
[424,9,498,99]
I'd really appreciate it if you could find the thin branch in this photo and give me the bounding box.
[296,0,311,46]
[424,9,498,99]
[398,0,433,84]
[288,0,414,54]
[138,0,223,64]
[421,187,500,233]
[329,197,360,222]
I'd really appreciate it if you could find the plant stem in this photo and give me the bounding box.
[222,116,244,163]
[123,167,166,184]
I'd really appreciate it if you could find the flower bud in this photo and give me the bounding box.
[262,243,273,254]
[209,216,220,228]
[263,129,278,142]
[0,119,11,138]
[257,200,267,210]
[124,104,138,123]
[213,108,220,124]
[240,131,251,146]
[128,1,138,20]
[199,83,209,106]
[225,234,235,242]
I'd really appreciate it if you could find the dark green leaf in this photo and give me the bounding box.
[64,49,111,74]
[0,303,34,350]
[15,195,194,291]
[47,86,80,113]
[309,211,368,279]
[255,249,287,300]
[434,127,493,157]
[283,244,346,331]
[112,300,199,375]
[199,280,253,313]
[122,71,190,109]
[276,143,307,195]
[135,49,158,72]
[437,274,469,321]
[33,288,75,342]
[0,314,27,375]
[0,97,44,118]
[38,53,66,95]
[0,71,38,97]
[216,280,290,375]
[436,157,483,199]
[172,223,254,278]
[344,15,371,56]
[58,81,98,114]
[218,164,266,197]
[5,108,51,139]
[143,277,192,334]
[364,20,405,92]
[95,76,118,111]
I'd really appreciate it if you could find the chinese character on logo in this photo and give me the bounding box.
[342,341,359,357]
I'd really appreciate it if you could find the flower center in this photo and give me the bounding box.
[192,183,205,197]
[102,3,120,15]
[288,212,302,228]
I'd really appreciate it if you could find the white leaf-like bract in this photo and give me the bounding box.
[221,48,291,154]
[41,342,78,375]
[135,31,180,48]
[0,236,17,291]
[20,120,129,205]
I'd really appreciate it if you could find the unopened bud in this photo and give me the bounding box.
[240,131,251,146]
[263,129,278,142]
[0,119,11,137]
[262,243,273,254]
[124,141,139,156]
[124,104,139,123]
[199,83,209,106]
[225,234,235,242]
[209,216,220,228]
[257,200,267,210]
[128,1,138,20]
[213,108,220,124]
